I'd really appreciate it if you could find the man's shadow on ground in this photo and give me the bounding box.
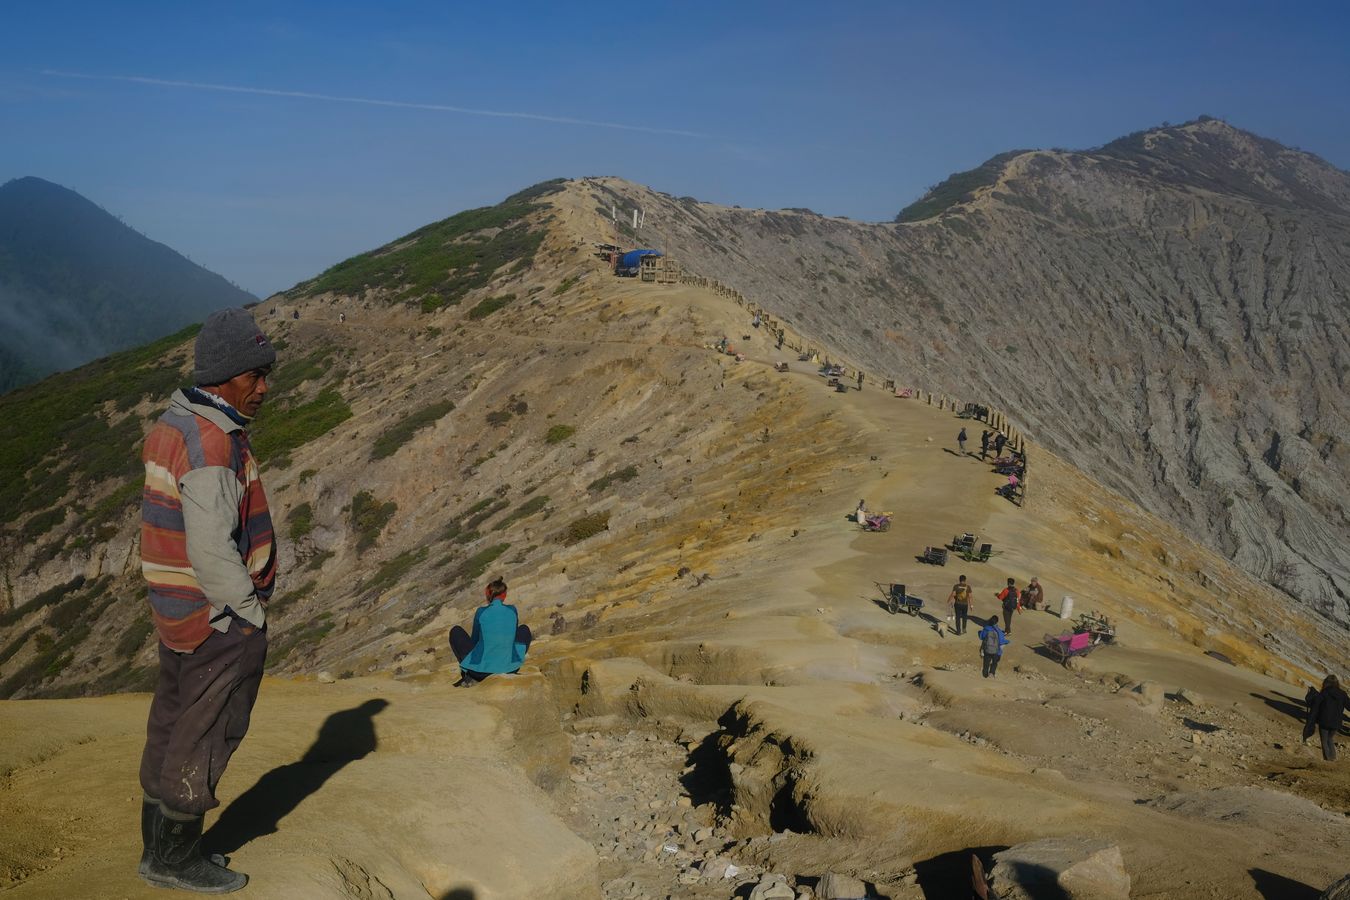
[206,698,390,854]
[1251,691,1350,736]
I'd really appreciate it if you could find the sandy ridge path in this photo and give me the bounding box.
[558,320,1348,896]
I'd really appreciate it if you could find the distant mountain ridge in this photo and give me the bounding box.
[0,176,255,394]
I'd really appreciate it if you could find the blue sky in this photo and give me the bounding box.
[3,1,1348,297]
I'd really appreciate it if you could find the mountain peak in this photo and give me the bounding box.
[895,118,1350,223]
[1093,118,1350,214]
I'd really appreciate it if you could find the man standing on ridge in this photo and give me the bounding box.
[980,430,991,460]
[957,427,968,454]
[138,307,278,893]
[948,575,973,635]
[998,578,1020,635]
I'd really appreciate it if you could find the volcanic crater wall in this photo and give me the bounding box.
[583,120,1350,631]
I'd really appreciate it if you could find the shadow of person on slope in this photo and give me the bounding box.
[1249,867,1319,899]
[206,698,390,854]
[1251,690,1309,723]
[439,889,477,900]
[1251,689,1348,736]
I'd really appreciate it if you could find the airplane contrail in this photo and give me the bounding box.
[41,69,709,138]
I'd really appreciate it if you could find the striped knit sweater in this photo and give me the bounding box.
[141,389,277,652]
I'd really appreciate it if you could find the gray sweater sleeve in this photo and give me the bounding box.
[179,466,267,630]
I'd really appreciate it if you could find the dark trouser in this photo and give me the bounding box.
[1003,609,1014,633]
[982,652,1001,678]
[140,623,267,816]
[449,624,533,680]
[1321,727,1338,762]
[953,603,969,634]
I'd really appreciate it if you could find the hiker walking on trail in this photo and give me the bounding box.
[948,575,973,635]
[978,620,1010,678]
[138,308,278,893]
[994,432,1008,457]
[958,427,968,454]
[450,578,533,686]
[1304,675,1349,761]
[980,430,991,460]
[997,578,1020,635]
[856,370,864,391]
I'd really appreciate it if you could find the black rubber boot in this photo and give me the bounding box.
[142,807,247,893]
[138,795,158,877]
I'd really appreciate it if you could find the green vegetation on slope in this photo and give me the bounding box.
[0,576,118,699]
[370,399,456,460]
[350,490,397,554]
[588,465,638,493]
[894,151,1026,222]
[468,293,516,320]
[545,424,575,444]
[250,388,353,465]
[0,324,198,528]
[291,180,565,311]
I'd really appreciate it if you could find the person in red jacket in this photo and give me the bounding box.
[997,578,1020,635]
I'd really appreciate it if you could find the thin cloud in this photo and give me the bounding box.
[41,69,709,138]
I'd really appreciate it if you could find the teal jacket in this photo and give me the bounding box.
[462,598,527,674]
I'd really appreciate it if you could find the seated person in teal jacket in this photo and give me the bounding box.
[449,578,532,686]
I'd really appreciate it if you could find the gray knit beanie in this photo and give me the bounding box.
[194,308,277,386]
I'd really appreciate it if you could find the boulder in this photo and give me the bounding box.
[991,837,1130,899]
[1127,681,1165,714]
[1323,873,1350,899]
[816,872,868,898]
[1172,687,1203,706]
[699,856,736,880]
[749,873,798,900]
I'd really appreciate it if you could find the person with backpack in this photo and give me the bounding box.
[957,427,968,454]
[980,430,991,460]
[978,619,1010,677]
[1305,674,1349,761]
[994,432,1008,457]
[948,575,974,635]
[997,578,1020,635]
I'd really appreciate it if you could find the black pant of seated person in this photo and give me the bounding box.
[449,624,533,682]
